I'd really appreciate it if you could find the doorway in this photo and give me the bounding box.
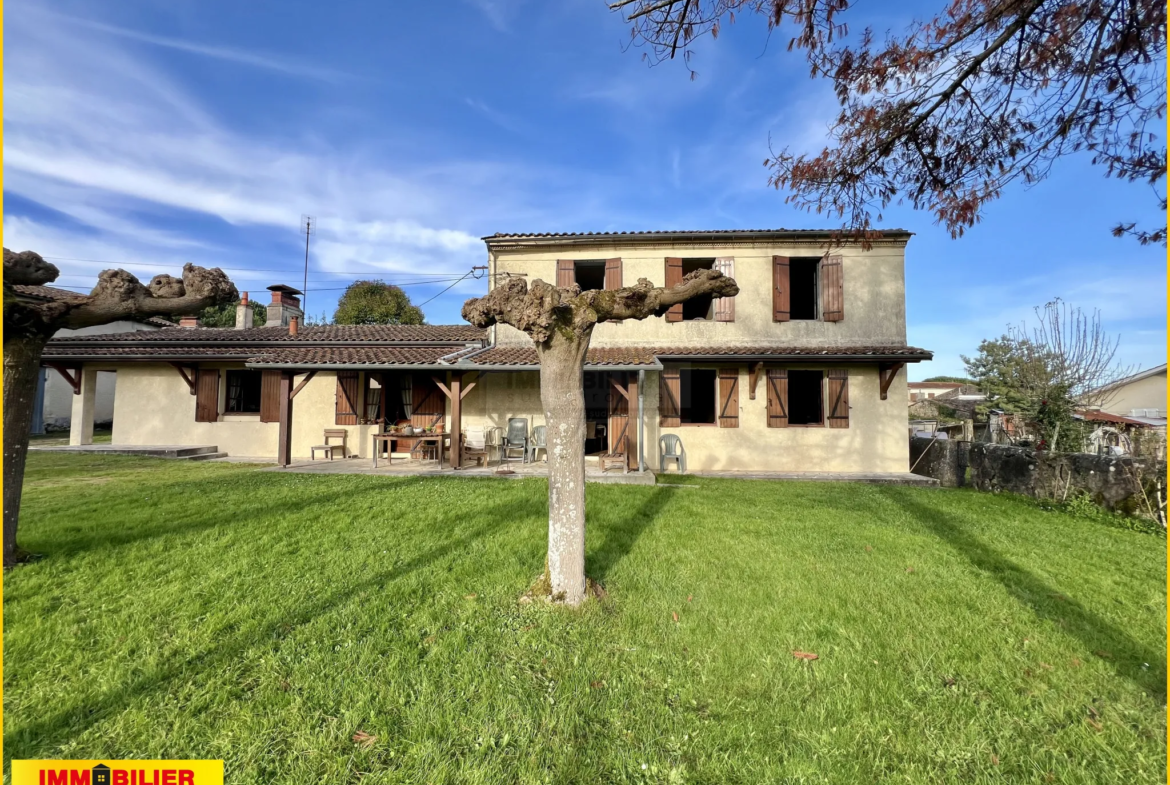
[583,371,609,454]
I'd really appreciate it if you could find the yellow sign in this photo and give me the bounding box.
[10,761,224,785]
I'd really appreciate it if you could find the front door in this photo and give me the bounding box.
[608,372,629,459]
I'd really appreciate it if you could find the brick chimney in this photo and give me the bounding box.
[265,284,304,328]
[179,315,199,328]
[235,291,254,329]
[289,316,299,336]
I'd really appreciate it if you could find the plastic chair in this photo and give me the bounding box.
[503,418,528,462]
[462,426,490,467]
[659,434,686,473]
[528,425,547,463]
[484,426,503,465]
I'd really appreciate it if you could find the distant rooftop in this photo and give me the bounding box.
[484,228,913,247]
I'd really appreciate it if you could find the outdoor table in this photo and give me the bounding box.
[371,432,452,469]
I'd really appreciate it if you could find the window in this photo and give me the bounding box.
[787,370,823,425]
[574,260,606,291]
[790,258,819,320]
[681,259,714,320]
[225,370,263,413]
[679,368,717,424]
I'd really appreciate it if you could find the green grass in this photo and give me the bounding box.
[5,454,1165,784]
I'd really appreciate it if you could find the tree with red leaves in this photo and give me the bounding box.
[611,0,1166,244]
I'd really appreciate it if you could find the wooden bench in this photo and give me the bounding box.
[311,429,348,461]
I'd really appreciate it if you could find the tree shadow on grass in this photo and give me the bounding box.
[879,487,1166,699]
[587,485,675,582]
[4,493,544,759]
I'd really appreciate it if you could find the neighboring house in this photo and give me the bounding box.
[1087,364,1167,424]
[11,285,170,433]
[907,381,962,401]
[42,228,932,472]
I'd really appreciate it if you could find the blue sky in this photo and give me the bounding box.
[5,0,1165,379]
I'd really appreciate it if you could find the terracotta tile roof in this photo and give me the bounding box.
[53,323,486,343]
[484,228,912,243]
[649,345,933,360]
[907,381,964,389]
[1076,410,1150,426]
[471,346,661,367]
[10,284,88,302]
[247,346,466,366]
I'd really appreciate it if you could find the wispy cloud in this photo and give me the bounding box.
[54,12,349,82]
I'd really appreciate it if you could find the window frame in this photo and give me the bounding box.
[788,257,820,321]
[785,368,826,427]
[572,259,607,292]
[224,369,264,415]
[679,258,716,322]
[677,367,719,426]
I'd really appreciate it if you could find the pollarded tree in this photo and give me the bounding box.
[612,0,1167,245]
[3,249,238,566]
[462,269,738,606]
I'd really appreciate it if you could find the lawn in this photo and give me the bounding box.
[4,454,1165,784]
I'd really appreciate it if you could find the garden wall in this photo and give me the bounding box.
[909,436,1166,514]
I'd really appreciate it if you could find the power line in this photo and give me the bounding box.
[41,256,471,276]
[416,266,487,308]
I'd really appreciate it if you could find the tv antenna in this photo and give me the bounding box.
[300,214,315,313]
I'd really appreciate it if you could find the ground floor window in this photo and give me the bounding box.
[680,368,717,424]
[225,370,263,413]
[787,370,823,425]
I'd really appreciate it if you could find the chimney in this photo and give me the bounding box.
[265,284,304,328]
[179,315,199,328]
[289,316,299,336]
[235,291,254,329]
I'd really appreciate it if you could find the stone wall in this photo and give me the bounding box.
[910,436,1166,515]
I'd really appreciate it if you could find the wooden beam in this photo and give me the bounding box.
[289,370,317,400]
[450,373,462,469]
[46,363,82,395]
[609,376,631,402]
[277,372,293,467]
[878,362,905,401]
[459,372,479,400]
[432,376,453,399]
[748,362,763,400]
[169,362,197,395]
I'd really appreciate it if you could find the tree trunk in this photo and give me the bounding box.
[536,331,592,606]
[4,333,48,567]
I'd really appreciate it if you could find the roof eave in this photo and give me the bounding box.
[484,229,913,250]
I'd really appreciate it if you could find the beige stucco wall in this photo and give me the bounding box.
[1100,370,1167,417]
[489,240,907,349]
[43,320,159,427]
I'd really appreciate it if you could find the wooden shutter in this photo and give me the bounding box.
[827,369,850,428]
[659,368,681,427]
[773,256,790,322]
[608,372,629,455]
[822,255,844,322]
[766,369,788,428]
[194,368,219,423]
[665,257,683,322]
[557,259,575,288]
[259,370,282,423]
[335,371,359,425]
[411,374,445,430]
[605,258,623,290]
[718,367,739,428]
[714,258,735,322]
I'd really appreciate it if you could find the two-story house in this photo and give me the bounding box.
[42,228,931,473]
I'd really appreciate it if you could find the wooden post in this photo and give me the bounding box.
[277,371,293,467]
[626,372,638,470]
[450,372,462,469]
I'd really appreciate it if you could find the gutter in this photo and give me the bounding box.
[652,353,933,363]
[45,339,485,349]
[243,360,666,372]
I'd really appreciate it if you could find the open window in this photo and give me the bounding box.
[681,259,714,321]
[573,260,606,291]
[679,368,717,424]
[225,370,263,414]
[787,370,823,426]
[790,258,819,320]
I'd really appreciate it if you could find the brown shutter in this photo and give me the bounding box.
[411,374,445,430]
[259,369,282,423]
[659,368,681,427]
[822,255,844,322]
[557,259,575,288]
[335,371,359,425]
[827,368,850,428]
[608,372,629,455]
[665,257,683,322]
[194,368,219,423]
[766,369,788,428]
[773,256,790,322]
[714,258,735,322]
[718,367,739,428]
[605,257,623,290]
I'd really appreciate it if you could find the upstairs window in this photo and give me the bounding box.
[225,370,263,414]
[681,259,714,321]
[573,260,606,291]
[789,258,819,320]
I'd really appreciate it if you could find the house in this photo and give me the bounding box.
[41,228,932,473]
[10,284,171,434]
[1085,364,1167,425]
[907,381,962,401]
